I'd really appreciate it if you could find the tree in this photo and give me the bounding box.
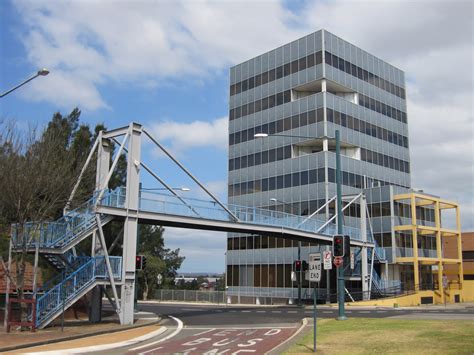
[136,225,185,300]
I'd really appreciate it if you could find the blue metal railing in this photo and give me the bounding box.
[36,256,122,327]
[11,190,121,250]
[100,188,376,244]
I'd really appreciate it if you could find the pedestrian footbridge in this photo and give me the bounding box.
[8,122,387,329]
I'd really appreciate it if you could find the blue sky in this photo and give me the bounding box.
[1,0,473,273]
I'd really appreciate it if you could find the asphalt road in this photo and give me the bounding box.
[93,302,474,354]
[138,302,474,326]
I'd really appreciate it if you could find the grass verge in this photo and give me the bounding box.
[285,318,474,354]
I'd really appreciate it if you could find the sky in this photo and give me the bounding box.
[0,0,473,273]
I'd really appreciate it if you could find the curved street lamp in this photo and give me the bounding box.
[0,68,50,98]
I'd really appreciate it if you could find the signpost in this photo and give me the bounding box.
[309,252,322,352]
[323,250,332,270]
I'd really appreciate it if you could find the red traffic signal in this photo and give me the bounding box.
[136,255,145,270]
[333,235,345,257]
[294,260,302,271]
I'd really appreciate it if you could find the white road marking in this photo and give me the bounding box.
[376,311,387,313]
[271,311,282,313]
[132,315,184,353]
[182,308,203,311]
[256,310,266,313]
[193,328,216,336]
[287,311,297,313]
[359,311,370,314]
[241,310,251,313]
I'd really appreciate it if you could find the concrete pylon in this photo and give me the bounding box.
[120,123,142,325]
[89,137,111,323]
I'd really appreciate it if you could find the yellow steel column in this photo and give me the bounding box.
[435,200,444,303]
[411,194,419,291]
[456,205,464,290]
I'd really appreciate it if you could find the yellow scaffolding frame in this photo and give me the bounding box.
[393,192,463,303]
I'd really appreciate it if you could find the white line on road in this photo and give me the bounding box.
[287,311,297,313]
[271,311,282,313]
[132,316,183,353]
[193,328,216,336]
[376,311,387,313]
[257,310,266,313]
[241,310,251,313]
[359,311,370,314]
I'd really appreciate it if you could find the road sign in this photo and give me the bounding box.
[334,256,343,268]
[323,250,332,270]
[157,274,163,285]
[350,251,355,270]
[308,252,322,282]
[442,275,448,288]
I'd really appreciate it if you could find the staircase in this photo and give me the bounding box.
[35,256,122,329]
[10,189,124,329]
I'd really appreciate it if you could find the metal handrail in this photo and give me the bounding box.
[36,256,122,327]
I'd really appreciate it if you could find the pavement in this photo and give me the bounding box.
[1,301,472,354]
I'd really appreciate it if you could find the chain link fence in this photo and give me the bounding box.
[153,289,227,304]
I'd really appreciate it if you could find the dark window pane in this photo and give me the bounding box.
[248,102,254,115]
[269,69,276,82]
[307,53,315,68]
[317,107,324,122]
[315,51,322,65]
[261,150,269,164]
[327,108,334,122]
[300,170,309,185]
[255,99,262,112]
[248,77,254,90]
[262,178,268,191]
[292,172,300,186]
[269,148,276,162]
[283,117,291,131]
[261,97,269,110]
[284,145,292,159]
[268,95,276,108]
[255,74,261,86]
[291,60,298,74]
[299,57,306,71]
[283,63,291,76]
[277,175,284,189]
[242,79,248,92]
[284,90,291,103]
[230,84,236,96]
[276,65,283,79]
[325,51,332,65]
[269,121,276,134]
[308,110,316,124]
[276,92,283,105]
[291,114,300,129]
[276,119,283,133]
[261,71,269,85]
[300,112,308,126]
[276,147,284,160]
[284,173,291,188]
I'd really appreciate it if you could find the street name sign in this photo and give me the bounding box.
[308,252,322,282]
[350,251,355,270]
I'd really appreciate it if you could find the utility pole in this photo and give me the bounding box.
[336,130,347,320]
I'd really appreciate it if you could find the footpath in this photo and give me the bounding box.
[0,311,161,354]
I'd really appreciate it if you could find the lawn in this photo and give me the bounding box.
[286,318,474,354]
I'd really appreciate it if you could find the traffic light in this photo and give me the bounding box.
[142,256,147,270]
[302,260,309,272]
[136,255,144,270]
[333,235,345,257]
[294,260,302,271]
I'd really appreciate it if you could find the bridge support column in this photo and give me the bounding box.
[90,136,112,323]
[120,123,142,325]
[360,194,370,300]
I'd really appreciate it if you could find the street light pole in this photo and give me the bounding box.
[0,69,50,98]
[335,130,347,320]
[270,197,303,307]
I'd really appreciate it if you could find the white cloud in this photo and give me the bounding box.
[162,227,227,273]
[12,0,302,110]
[151,116,228,153]
[11,0,474,231]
